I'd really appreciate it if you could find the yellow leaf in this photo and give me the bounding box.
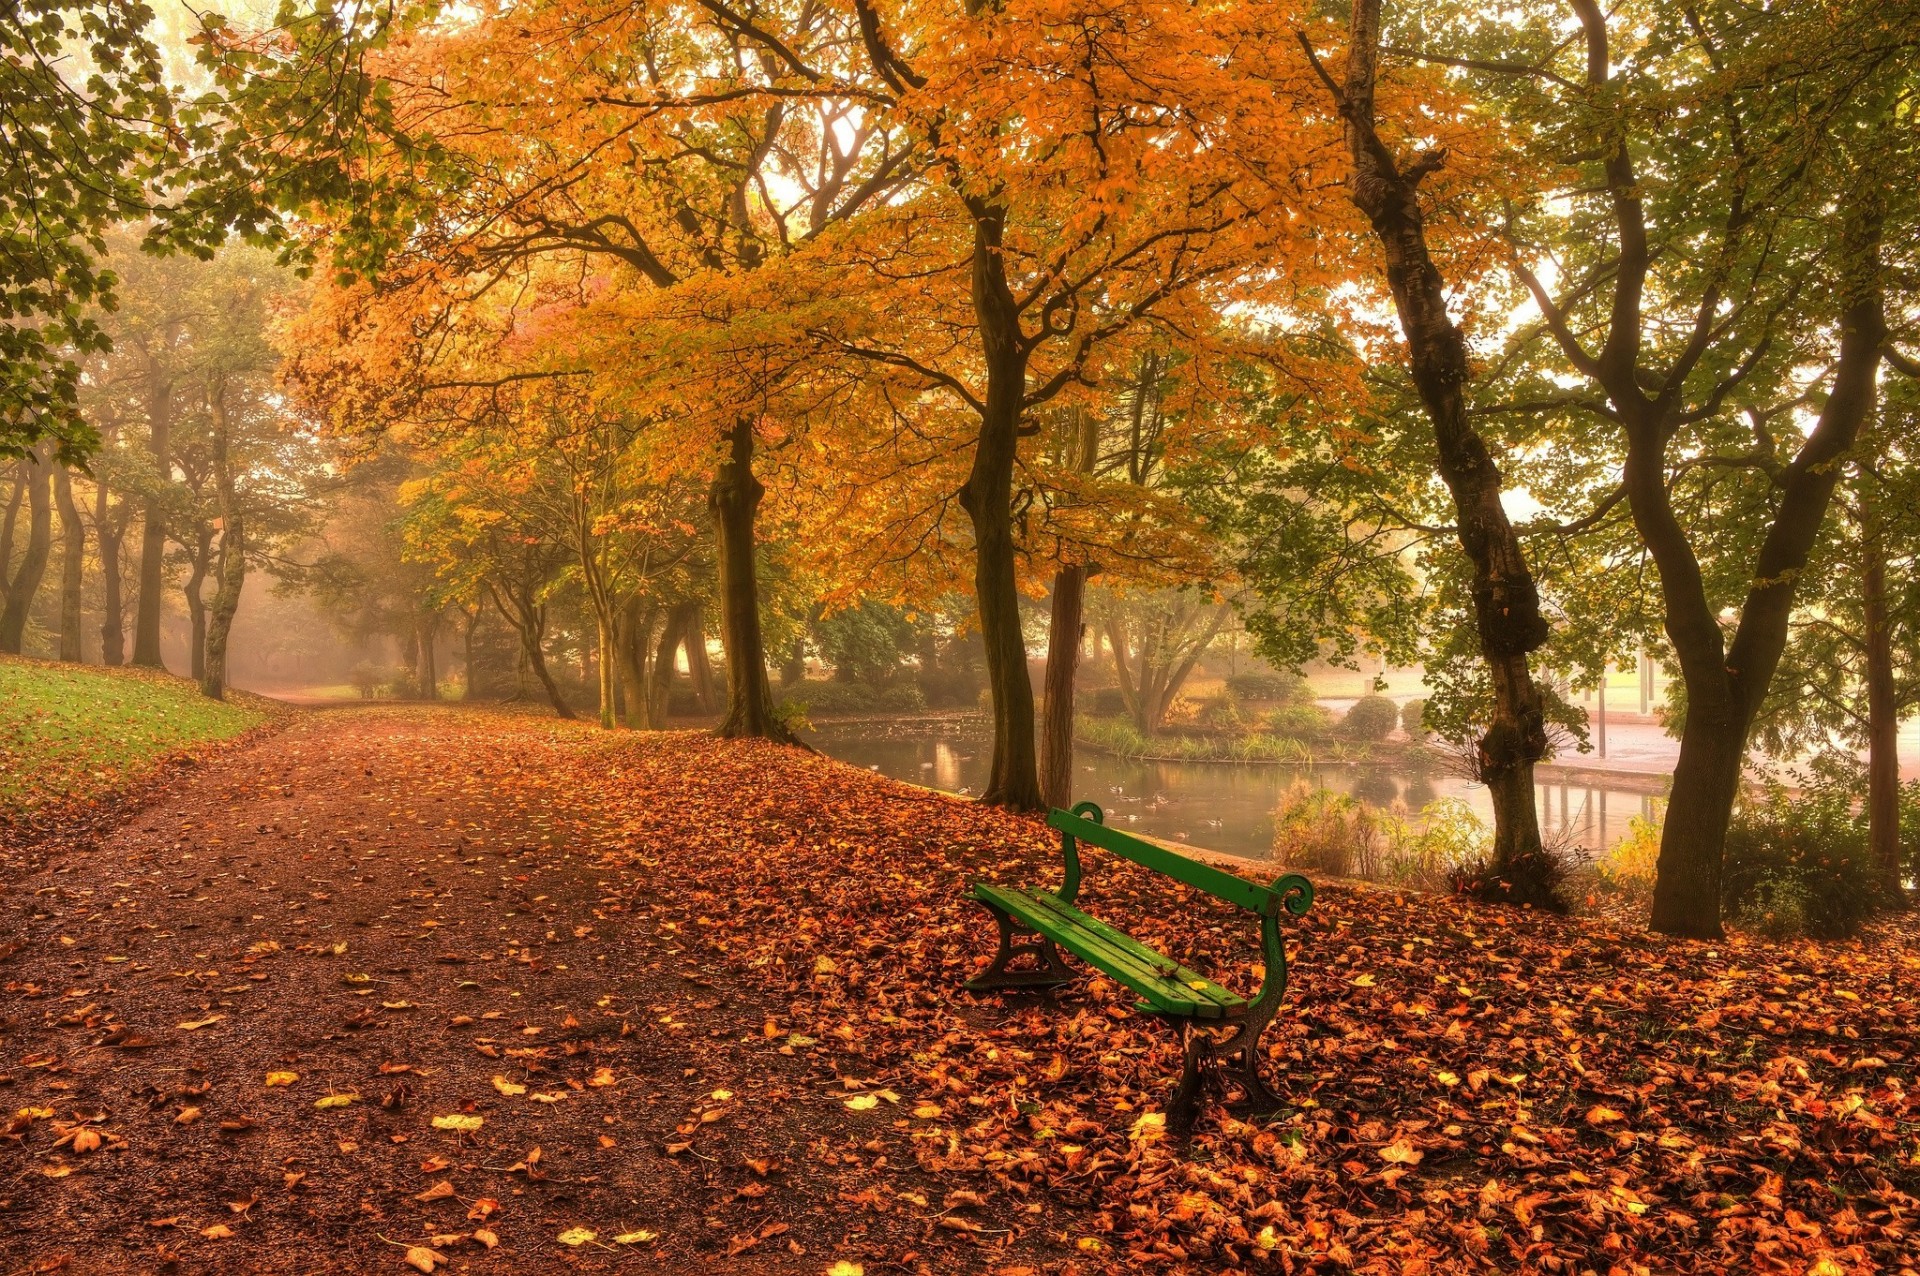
[404,1245,444,1272]
[613,1230,657,1244]
[912,1103,942,1119]
[843,1094,879,1111]
[825,1264,865,1276]
[1379,1136,1423,1165]
[1351,973,1376,988]
[314,1094,358,1109]
[588,1068,616,1087]
[557,1226,597,1246]
[264,1071,298,1087]
[432,1114,484,1132]
[201,1223,234,1239]
[491,1075,527,1096]
[472,1228,499,1249]
[178,1015,225,1030]
[1585,1105,1626,1126]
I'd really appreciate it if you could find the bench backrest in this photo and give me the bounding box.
[1050,802,1306,917]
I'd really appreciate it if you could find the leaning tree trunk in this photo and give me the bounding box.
[132,367,173,669]
[1863,519,1904,904]
[711,419,796,742]
[490,584,574,719]
[0,451,53,654]
[646,602,693,729]
[616,596,652,729]
[1333,0,1552,898]
[53,466,84,661]
[957,207,1042,811]
[1039,565,1089,809]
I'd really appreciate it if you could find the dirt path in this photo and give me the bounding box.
[0,708,976,1275]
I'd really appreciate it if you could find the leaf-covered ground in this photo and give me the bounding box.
[0,707,1913,1274]
[0,657,273,823]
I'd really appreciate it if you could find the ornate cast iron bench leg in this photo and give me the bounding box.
[964,903,1074,991]
[1166,1020,1213,1136]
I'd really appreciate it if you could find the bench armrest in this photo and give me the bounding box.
[1057,800,1104,903]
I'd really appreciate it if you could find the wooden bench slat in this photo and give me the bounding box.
[1016,890,1248,1018]
[1047,808,1279,915]
[970,883,1244,1019]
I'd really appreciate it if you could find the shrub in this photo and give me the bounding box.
[1598,815,1661,897]
[1723,786,1879,939]
[1195,692,1244,730]
[873,683,927,712]
[1261,702,1333,740]
[1225,671,1311,704]
[1087,687,1128,716]
[780,680,875,715]
[917,667,982,708]
[347,662,383,700]
[1401,697,1431,741]
[1338,694,1400,742]
[1448,846,1570,912]
[1271,784,1488,890]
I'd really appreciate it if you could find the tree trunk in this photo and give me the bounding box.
[957,206,1042,810]
[617,596,652,728]
[647,602,693,728]
[0,451,53,653]
[1039,565,1089,809]
[711,418,795,742]
[53,466,84,661]
[593,610,618,727]
[685,607,717,711]
[96,476,127,666]
[1335,0,1552,897]
[416,611,440,700]
[184,524,212,681]
[133,365,173,669]
[461,605,479,700]
[1862,518,1903,904]
[201,517,245,699]
[0,464,21,578]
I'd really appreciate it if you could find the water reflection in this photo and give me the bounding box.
[809,721,1666,864]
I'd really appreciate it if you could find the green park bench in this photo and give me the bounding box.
[965,801,1314,1132]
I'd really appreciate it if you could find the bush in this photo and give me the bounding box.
[1598,815,1661,897]
[872,683,927,712]
[917,667,982,708]
[1338,694,1400,742]
[1225,671,1311,704]
[1195,692,1244,730]
[1088,687,1128,716]
[1401,697,1431,742]
[1448,846,1570,912]
[1271,784,1489,890]
[347,662,383,700]
[1262,702,1333,740]
[779,680,876,715]
[1723,786,1879,940]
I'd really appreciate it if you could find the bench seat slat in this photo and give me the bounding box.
[969,883,1246,1020]
[1047,809,1278,915]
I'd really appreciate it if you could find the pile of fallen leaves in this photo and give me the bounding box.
[0,708,1914,1274]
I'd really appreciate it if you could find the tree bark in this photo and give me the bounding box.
[201,388,245,701]
[593,610,618,727]
[183,524,212,682]
[1039,565,1089,809]
[957,206,1042,810]
[416,610,440,700]
[132,361,173,668]
[461,604,479,700]
[1862,517,1904,904]
[1329,0,1552,893]
[647,602,694,728]
[96,471,128,666]
[53,466,84,661]
[0,451,53,653]
[711,418,796,742]
[685,607,717,711]
[616,596,653,728]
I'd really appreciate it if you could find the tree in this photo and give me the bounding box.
[1469,0,1913,936]
[1301,0,1560,903]
[0,450,54,652]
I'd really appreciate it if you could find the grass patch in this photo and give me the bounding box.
[0,657,270,818]
[1074,713,1361,763]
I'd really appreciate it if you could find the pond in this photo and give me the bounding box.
[807,717,1667,865]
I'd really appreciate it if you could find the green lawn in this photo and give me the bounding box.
[0,657,270,818]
